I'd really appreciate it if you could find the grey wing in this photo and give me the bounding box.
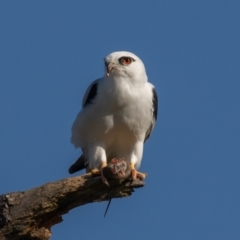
[144,86,158,142]
[69,79,101,174]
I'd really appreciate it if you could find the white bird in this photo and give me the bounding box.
[69,51,158,185]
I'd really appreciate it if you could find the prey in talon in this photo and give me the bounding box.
[91,162,109,186]
[68,51,158,189]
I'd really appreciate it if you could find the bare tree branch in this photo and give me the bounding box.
[0,164,144,240]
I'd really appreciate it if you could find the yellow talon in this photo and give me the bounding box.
[130,163,147,180]
[100,162,109,186]
[91,162,109,186]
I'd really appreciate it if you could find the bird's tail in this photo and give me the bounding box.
[68,154,86,174]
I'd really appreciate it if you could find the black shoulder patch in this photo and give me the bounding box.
[152,87,158,121]
[144,87,158,142]
[83,82,98,107]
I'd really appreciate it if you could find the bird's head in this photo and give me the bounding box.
[104,51,147,82]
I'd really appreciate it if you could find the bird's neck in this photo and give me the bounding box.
[102,76,145,107]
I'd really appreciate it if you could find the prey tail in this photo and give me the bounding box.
[104,198,112,218]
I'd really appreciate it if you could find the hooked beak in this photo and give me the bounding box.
[105,62,115,77]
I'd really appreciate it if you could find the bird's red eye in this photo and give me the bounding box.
[119,57,132,65]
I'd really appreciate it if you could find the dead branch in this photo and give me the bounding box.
[0,162,144,240]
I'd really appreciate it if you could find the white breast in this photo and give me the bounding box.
[71,77,153,150]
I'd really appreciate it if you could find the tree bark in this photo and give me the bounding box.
[0,170,144,240]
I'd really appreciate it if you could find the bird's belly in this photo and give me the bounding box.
[103,124,135,160]
[73,95,152,150]
[98,107,148,157]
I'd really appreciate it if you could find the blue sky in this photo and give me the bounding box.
[0,1,240,239]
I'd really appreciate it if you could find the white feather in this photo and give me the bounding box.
[71,51,156,170]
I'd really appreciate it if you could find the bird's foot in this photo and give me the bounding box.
[101,166,109,186]
[91,162,109,186]
[130,164,147,180]
[91,169,101,176]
